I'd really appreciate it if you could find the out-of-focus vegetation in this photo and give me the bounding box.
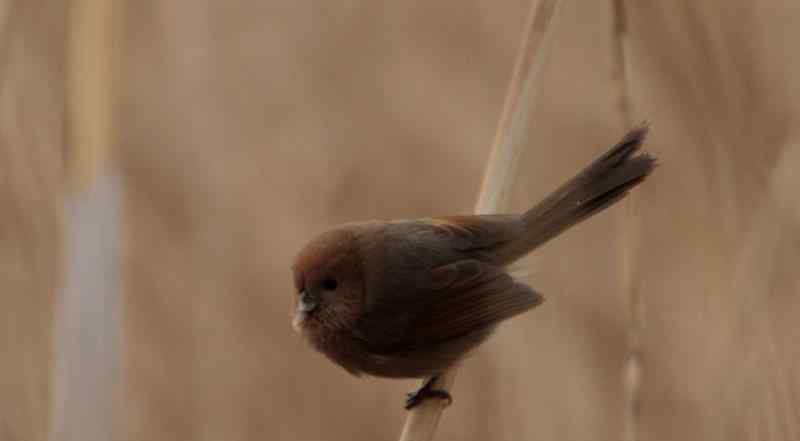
[0,3,65,441]
[1,1,799,441]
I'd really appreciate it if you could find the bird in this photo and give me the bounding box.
[291,126,656,409]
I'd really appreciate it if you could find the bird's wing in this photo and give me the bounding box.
[354,259,542,355]
[420,215,524,253]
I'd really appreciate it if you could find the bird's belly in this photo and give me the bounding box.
[318,336,449,379]
[356,352,449,379]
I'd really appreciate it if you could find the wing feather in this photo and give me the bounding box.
[355,259,542,355]
[423,215,524,253]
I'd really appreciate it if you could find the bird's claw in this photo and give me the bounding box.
[404,378,452,410]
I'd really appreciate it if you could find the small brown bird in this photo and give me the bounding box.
[292,127,655,409]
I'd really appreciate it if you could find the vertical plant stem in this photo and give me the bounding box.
[611,0,633,128]
[398,1,562,440]
[65,0,116,191]
[610,2,642,441]
[50,1,121,441]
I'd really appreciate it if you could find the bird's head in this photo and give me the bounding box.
[291,227,366,339]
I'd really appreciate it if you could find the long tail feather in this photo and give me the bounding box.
[499,126,656,264]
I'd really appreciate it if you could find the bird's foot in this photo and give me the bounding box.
[404,376,452,410]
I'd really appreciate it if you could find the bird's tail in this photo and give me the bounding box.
[500,126,656,265]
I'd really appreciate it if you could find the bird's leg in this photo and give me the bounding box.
[404,374,452,410]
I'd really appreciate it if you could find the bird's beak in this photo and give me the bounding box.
[298,290,318,313]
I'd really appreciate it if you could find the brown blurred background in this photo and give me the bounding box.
[2,1,799,440]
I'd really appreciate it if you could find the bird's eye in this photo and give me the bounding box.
[321,278,338,291]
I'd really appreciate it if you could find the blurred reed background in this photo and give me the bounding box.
[1,1,798,441]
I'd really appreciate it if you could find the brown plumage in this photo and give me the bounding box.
[292,127,656,403]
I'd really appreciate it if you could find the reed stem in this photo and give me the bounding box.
[398,1,562,439]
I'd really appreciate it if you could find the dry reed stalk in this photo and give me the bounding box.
[49,1,120,441]
[398,1,562,440]
[610,2,643,441]
[611,0,633,128]
[65,0,116,190]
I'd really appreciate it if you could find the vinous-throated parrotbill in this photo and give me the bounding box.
[292,127,655,408]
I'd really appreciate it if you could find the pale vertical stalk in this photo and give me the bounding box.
[50,1,121,441]
[610,2,642,441]
[611,0,633,128]
[65,0,116,191]
[398,1,562,440]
